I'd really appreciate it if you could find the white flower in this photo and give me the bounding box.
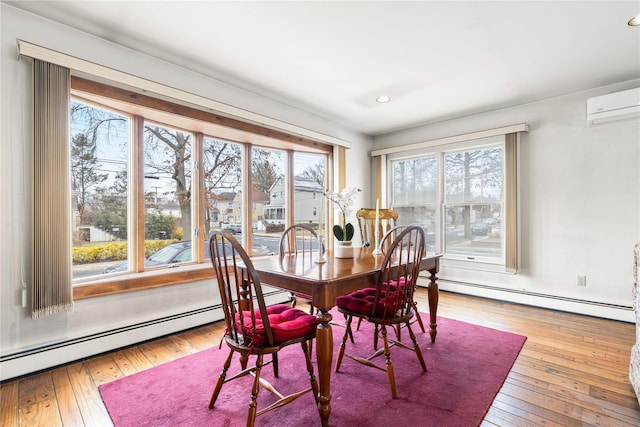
[325,187,361,241]
[326,187,360,216]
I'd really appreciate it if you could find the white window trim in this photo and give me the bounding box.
[372,123,528,156]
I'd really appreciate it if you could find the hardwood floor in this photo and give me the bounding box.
[1,289,639,426]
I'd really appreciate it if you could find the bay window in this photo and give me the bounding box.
[22,43,339,317]
[65,77,331,299]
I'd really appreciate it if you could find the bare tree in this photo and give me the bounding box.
[71,133,107,224]
[300,161,325,188]
[203,138,242,234]
[252,149,280,194]
[444,148,502,238]
[71,100,287,241]
[144,125,192,240]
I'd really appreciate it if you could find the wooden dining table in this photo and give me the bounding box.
[247,247,442,427]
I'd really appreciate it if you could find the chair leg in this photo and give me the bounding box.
[407,321,427,372]
[373,324,380,350]
[209,349,234,409]
[239,351,249,370]
[247,354,264,427]
[412,300,426,333]
[334,315,354,372]
[272,353,279,378]
[380,325,397,399]
[332,314,354,344]
[301,340,320,405]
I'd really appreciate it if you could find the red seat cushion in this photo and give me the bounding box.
[336,278,409,316]
[235,304,318,345]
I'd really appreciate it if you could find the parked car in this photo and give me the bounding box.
[471,222,492,236]
[103,241,211,273]
[223,224,242,234]
[103,238,268,273]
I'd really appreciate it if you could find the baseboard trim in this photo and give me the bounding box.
[0,291,287,382]
[423,277,634,323]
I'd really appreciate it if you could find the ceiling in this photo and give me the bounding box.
[5,1,640,136]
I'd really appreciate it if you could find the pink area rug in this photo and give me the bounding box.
[99,313,526,427]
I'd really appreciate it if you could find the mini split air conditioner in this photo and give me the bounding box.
[587,87,640,126]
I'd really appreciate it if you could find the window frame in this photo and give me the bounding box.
[70,76,333,300]
[441,141,505,264]
[387,136,509,267]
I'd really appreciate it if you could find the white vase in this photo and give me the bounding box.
[334,240,354,258]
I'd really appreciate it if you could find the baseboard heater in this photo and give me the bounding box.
[418,276,634,323]
[0,290,286,382]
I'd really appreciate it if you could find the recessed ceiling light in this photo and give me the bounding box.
[376,95,391,103]
[629,14,640,26]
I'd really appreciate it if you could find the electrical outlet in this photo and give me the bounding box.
[577,275,587,286]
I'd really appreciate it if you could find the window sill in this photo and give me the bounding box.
[440,255,509,273]
[73,264,214,300]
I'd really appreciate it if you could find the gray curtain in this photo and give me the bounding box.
[32,59,73,318]
[504,132,519,273]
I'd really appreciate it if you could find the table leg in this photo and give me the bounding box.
[315,309,333,427]
[428,267,439,343]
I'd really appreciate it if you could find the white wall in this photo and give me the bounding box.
[374,82,640,322]
[0,4,371,381]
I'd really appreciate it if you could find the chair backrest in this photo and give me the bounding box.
[372,225,425,320]
[279,223,323,256]
[380,224,411,254]
[209,230,275,348]
[356,208,399,247]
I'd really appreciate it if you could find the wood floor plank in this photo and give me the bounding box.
[138,340,180,367]
[483,404,541,427]
[495,381,584,425]
[17,374,61,427]
[64,363,112,426]
[589,383,640,410]
[0,381,20,427]
[85,354,126,387]
[515,354,633,397]
[506,373,640,424]
[118,346,155,372]
[510,357,592,394]
[581,406,640,427]
[522,340,630,375]
[161,334,198,358]
[181,324,224,351]
[49,368,84,427]
[109,350,142,377]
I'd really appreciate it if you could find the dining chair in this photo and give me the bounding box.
[380,225,426,337]
[208,230,320,426]
[279,224,323,313]
[333,225,427,399]
[353,208,399,333]
[356,208,398,248]
[355,224,412,342]
[278,224,352,346]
